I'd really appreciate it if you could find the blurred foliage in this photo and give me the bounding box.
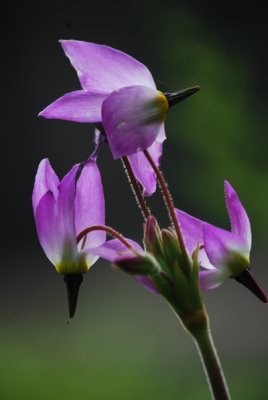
[0,320,266,400]
[139,5,268,239]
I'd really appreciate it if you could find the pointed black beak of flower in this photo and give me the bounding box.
[165,86,200,108]
[64,274,83,319]
[235,268,268,303]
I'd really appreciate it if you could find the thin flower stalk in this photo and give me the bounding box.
[77,224,139,256]
[121,156,151,220]
[143,149,189,266]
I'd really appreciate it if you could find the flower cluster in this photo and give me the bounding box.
[34,40,267,319]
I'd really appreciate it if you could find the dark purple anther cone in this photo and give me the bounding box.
[235,268,268,303]
[64,274,83,319]
[165,86,200,107]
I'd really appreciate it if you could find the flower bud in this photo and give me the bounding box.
[114,252,161,276]
[161,229,191,277]
[144,215,163,256]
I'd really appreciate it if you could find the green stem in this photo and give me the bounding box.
[192,323,231,400]
[170,300,231,400]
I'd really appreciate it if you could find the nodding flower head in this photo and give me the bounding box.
[176,181,267,303]
[39,40,198,196]
[32,158,106,317]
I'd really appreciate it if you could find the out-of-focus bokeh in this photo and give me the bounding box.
[1,1,267,399]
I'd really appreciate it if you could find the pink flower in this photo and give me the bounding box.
[39,40,198,196]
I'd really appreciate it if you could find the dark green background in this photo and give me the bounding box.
[1,1,267,399]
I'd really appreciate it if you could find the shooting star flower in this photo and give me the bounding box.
[39,40,198,195]
[32,158,105,317]
[176,181,267,302]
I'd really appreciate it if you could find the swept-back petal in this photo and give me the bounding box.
[60,40,156,92]
[32,158,59,215]
[75,160,106,266]
[35,191,62,265]
[176,210,203,254]
[156,124,166,143]
[39,90,106,122]
[56,165,78,246]
[204,223,250,272]
[34,162,79,267]
[199,269,228,290]
[128,140,163,196]
[34,162,94,273]
[225,181,251,251]
[175,209,214,270]
[102,85,166,159]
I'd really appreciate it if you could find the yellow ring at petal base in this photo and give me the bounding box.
[56,257,90,275]
[155,91,169,122]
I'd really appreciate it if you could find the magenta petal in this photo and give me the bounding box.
[75,160,106,266]
[55,165,79,253]
[157,124,166,143]
[175,209,214,270]
[199,269,228,290]
[60,40,156,92]
[32,158,59,215]
[225,181,252,251]
[89,239,143,262]
[34,162,79,266]
[35,191,62,265]
[175,210,203,254]
[39,90,106,122]
[102,85,165,159]
[204,223,249,271]
[128,140,163,196]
